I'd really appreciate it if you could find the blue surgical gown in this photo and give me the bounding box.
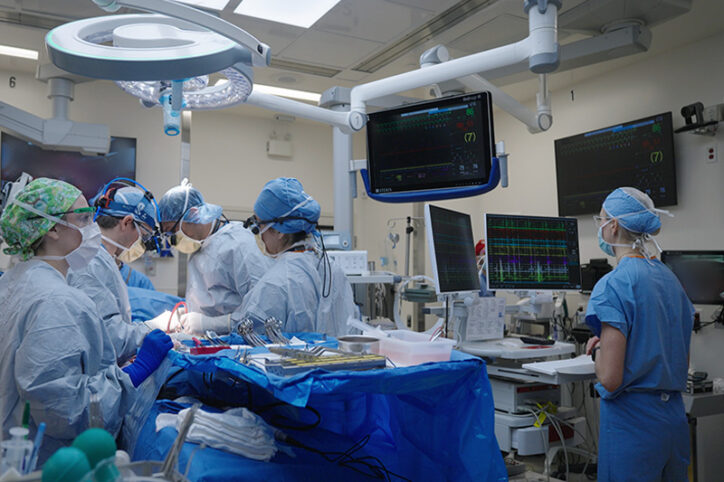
[586,256,694,481]
[241,250,357,337]
[0,260,139,464]
[68,247,149,364]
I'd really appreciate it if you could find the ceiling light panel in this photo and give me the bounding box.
[0,45,38,60]
[176,0,230,10]
[234,0,341,29]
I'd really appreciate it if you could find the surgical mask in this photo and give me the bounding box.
[596,215,666,259]
[103,224,146,263]
[13,200,102,270]
[597,225,616,256]
[173,227,203,254]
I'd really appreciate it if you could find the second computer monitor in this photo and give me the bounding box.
[485,214,582,291]
[425,204,481,295]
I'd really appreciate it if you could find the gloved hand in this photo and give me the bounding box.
[145,307,185,332]
[180,312,232,335]
[122,329,173,387]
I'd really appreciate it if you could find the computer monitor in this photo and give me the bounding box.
[661,250,724,305]
[1,132,137,200]
[554,112,677,216]
[366,91,495,195]
[425,204,481,295]
[485,214,582,291]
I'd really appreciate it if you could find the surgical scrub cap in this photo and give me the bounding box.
[254,177,320,234]
[0,178,81,260]
[602,187,662,235]
[97,186,157,228]
[158,180,222,225]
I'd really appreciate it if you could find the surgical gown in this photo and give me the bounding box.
[186,221,271,318]
[68,247,150,364]
[0,260,139,464]
[241,250,356,337]
[585,257,694,481]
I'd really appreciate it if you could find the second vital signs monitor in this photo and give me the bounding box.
[485,214,582,291]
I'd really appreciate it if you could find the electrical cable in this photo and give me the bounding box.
[276,432,411,481]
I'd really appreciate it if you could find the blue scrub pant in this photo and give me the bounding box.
[599,391,689,482]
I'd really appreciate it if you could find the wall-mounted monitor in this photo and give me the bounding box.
[554,112,677,216]
[485,213,582,291]
[366,91,495,195]
[1,132,136,200]
[425,203,481,295]
[661,250,724,305]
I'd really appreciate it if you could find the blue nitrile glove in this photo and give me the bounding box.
[122,329,173,387]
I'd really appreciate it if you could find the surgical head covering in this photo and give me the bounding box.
[97,186,157,229]
[158,179,222,225]
[0,178,81,260]
[253,177,320,234]
[602,187,662,235]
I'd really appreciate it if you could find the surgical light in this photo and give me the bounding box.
[46,0,271,136]
[0,45,38,60]
[233,0,341,29]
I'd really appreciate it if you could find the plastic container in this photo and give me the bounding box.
[0,427,33,476]
[378,330,455,367]
[337,336,380,355]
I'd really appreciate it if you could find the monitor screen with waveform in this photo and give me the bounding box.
[485,214,582,291]
[366,91,495,194]
[554,112,677,216]
[425,204,481,294]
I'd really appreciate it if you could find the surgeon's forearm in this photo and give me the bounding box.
[596,324,626,392]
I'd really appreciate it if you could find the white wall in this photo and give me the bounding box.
[188,110,336,223]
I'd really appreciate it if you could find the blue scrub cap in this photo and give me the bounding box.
[254,177,320,234]
[97,186,157,229]
[602,187,663,234]
[158,179,222,225]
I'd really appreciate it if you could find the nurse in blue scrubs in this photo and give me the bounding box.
[586,187,693,481]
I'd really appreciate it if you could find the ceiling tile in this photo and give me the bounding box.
[314,0,435,43]
[448,13,528,54]
[278,30,384,69]
[222,14,305,54]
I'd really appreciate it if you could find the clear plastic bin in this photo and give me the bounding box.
[378,330,455,367]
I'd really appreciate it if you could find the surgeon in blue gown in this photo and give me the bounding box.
[158,179,271,335]
[241,177,357,337]
[68,185,167,364]
[0,178,172,463]
[585,187,693,482]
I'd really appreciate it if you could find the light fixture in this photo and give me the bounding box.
[233,0,340,29]
[217,79,321,102]
[0,45,39,60]
[46,5,270,136]
[175,0,229,11]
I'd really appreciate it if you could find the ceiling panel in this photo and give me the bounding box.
[448,13,528,54]
[278,30,384,69]
[314,0,436,43]
[221,14,305,54]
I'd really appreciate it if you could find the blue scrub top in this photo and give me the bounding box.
[585,256,694,399]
